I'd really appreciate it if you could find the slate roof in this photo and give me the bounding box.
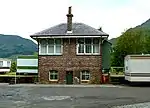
[31,23,109,37]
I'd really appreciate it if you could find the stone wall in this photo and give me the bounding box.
[38,38,102,84]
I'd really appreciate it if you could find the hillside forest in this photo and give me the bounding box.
[110,19,150,67]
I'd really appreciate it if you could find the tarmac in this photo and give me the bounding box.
[6,83,124,88]
[0,83,150,108]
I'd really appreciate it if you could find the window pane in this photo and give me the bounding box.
[40,39,47,46]
[93,38,99,44]
[55,39,61,44]
[54,75,58,79]
[85,38,92,44]
[85,75,90,80]
[78,38,84,44]
[41,45,47,53]
[48,45,54,53]
[82,71,86,75]
[82,75,85,80]
[48,39,54,45]
[56,45,61,53]
[7,61,10,67]
[93,44,99,53]
[85,45,92,53]
[50,75,54,80]
[51,71,55,74]
[40,40,47,53]
[0,61,3,67]
[78,44,84,53]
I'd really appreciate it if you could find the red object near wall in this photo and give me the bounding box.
[102,74,109,84]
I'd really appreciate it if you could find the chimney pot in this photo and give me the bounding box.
[98,27,102,31]
[68,6,71,14]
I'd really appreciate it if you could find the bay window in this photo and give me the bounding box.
[77,38,100,55]
[39,39,62,55]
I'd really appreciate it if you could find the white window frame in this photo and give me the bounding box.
[76,38,100,55]
[0,61,3,67]
[39,39,63,55]
[49,70,58,81]
[80,70,90,81]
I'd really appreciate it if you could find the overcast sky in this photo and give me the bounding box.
[0,0,150,40]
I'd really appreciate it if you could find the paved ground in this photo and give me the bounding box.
[0,84,150,108]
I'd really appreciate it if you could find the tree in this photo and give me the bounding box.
[144,35,150,54]
[111,28,148,67]
[10,61,17,72]
[33,52,38,56]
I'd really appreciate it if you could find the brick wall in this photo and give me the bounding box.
[38,38,102,84]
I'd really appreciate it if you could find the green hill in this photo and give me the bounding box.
[109,18,150,45]
[138,18,150,28]
[0,34,37,58]
[109,38,118,46]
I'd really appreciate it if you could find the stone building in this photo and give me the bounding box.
[30,7,111,84]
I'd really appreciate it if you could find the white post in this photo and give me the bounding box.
[15,72,16,84]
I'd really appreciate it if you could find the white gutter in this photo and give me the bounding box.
[32,35,108,39]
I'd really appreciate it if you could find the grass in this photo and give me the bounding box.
[0,72,16,77]
[0,72,37,77]
[0,72,15,75]
[17,66,38,69]
[110,67,124,75]
[18,55,38,59]
[110,72,124,75]
[5,72,16,75]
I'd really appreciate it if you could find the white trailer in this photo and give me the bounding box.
[0,58,11,72]
[17,55,38,74]
[124,55,150,82]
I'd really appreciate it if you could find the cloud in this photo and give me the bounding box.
[0,0,150,39]
[0,0,69,38]
[71,0,150,38]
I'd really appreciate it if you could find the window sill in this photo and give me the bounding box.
[76,53,100,56]
[39,53,62,56]
[81,80,90,81]
[49,80,58,81]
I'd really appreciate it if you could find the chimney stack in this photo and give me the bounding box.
[66,6,73,33]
